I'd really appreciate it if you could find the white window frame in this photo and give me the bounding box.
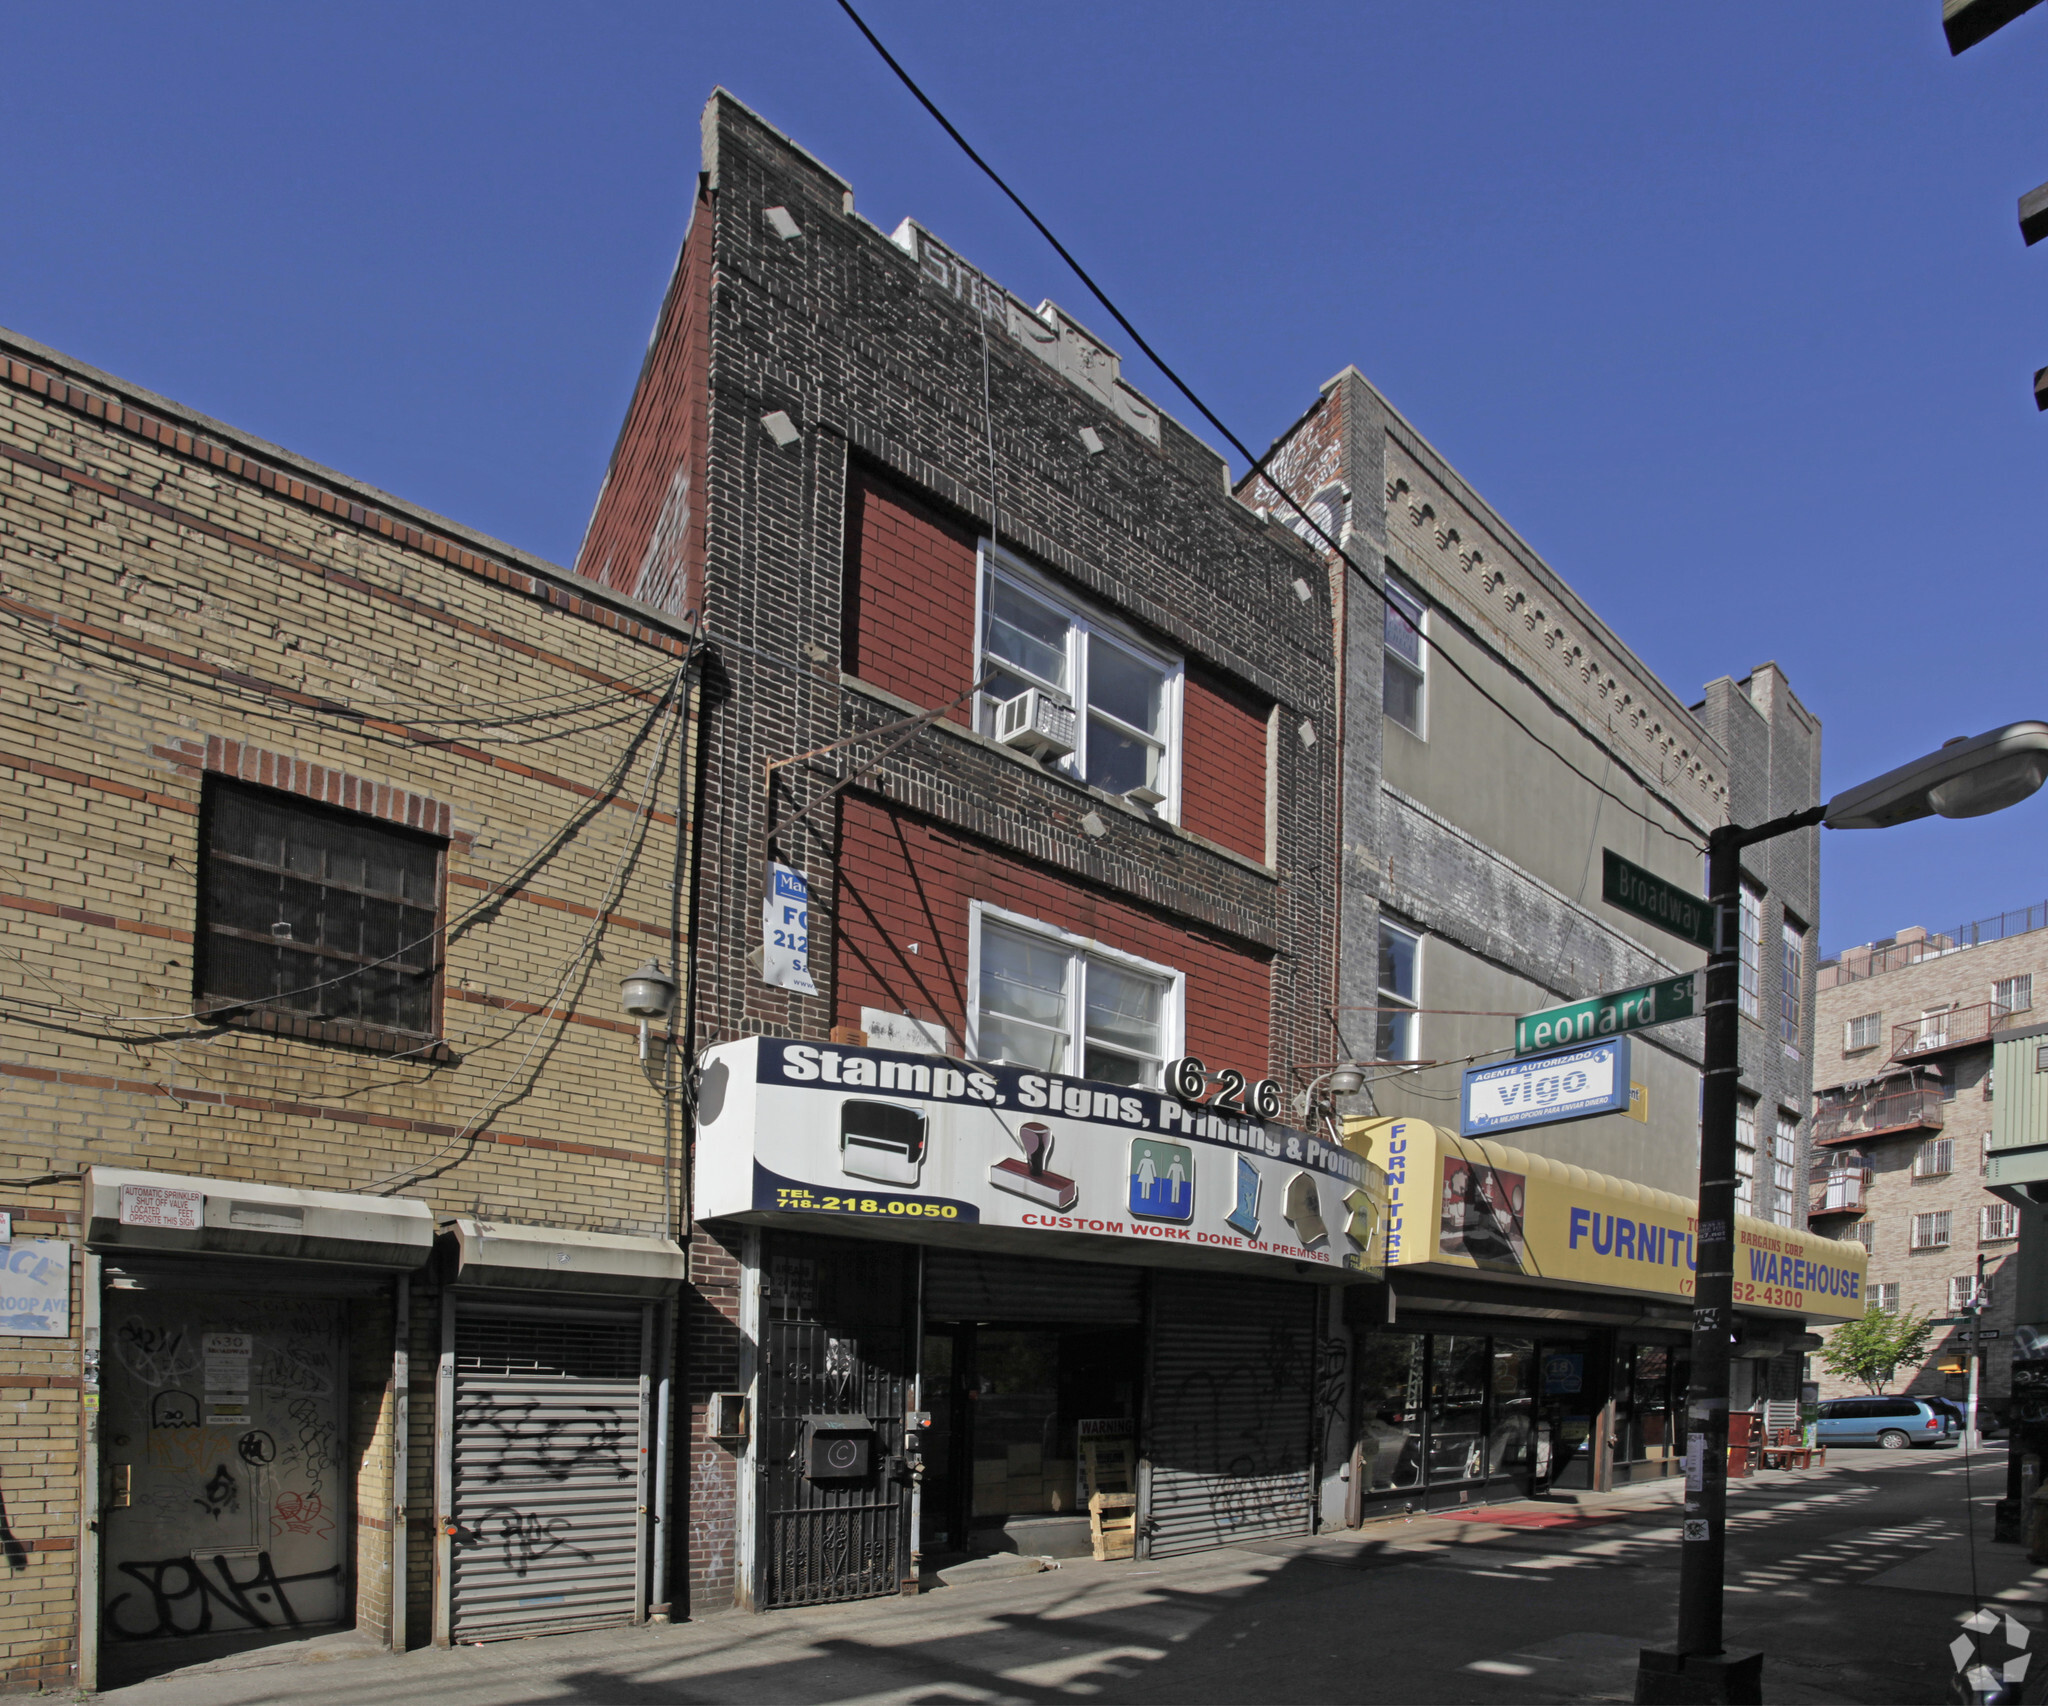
[1737,886,1763,1020]
[1845,1220,1873,1253]
[1780,919,1804,1055]
[1997,974,2033,1015]
[1382,574,1427,738]
[1845,1012,1882,1052]
[974,544,1185,820]
[1912,1210,1952,1250]
[1982,1201,2021,1243]
[1734,1099,1756,1216]
[1771,1113,1798,1227]
[965,900,1185,1088]
[1914,1137,1954,1178]
[1871,1280,1900,1313]
[1376,918,1422,1062]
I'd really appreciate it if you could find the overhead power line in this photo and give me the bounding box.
[834,0,1711,854]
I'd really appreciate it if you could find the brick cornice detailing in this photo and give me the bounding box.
[0,449,681,708]
[0,349,694,655]
[0,1057,661,1168]
[201,735,457,840]
[0,582,674,825]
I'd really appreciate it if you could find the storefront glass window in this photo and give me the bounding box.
[971,1329,1067,1518]
[1620,1344,1676,1463]
[1428,1335,1490,1482]
[1488,1337,1537,1479]
[1354,1332,1425,1493]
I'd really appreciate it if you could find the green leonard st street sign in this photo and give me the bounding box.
[1516,973,1698,1057]
[1602,849,1715,951]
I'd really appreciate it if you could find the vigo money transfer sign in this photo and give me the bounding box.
[695,1037,1385,1279]
[1462,1038,1631,1137]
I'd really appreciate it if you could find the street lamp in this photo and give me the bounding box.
[1294,1061,1366,1119]
[1642,722,2048,1706]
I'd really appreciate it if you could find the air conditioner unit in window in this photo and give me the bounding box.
[994,689,1076,760]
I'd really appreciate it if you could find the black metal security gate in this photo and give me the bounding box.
[758,1235,913,1607]
[1143,1272,1318,1557]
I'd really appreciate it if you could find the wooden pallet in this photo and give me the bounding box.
[1090,1491,1137,1561]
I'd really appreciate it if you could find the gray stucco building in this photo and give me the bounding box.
[1251,368,1828,1504]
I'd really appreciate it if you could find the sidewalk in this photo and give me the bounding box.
[92,1460,2006,1705]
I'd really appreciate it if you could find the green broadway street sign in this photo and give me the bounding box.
[1517,973,1698,1057]
[1602,850,1715,951]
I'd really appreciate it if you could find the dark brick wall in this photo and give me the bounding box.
[834,794,1274,1072]
[1182,665,1270,864]
[682,1226,746,1612]
[579,90,1340,1616]
[844,464,977,725]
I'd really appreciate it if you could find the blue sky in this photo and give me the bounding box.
[4,2,2041,955]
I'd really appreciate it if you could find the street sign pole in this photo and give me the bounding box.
[1638,806,1824,1706]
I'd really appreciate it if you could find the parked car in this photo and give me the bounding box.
[1815,1396,1956,1449]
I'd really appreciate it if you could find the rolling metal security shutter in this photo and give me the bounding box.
[1144,1273,1316,1558]
[923,1249,1142,1323]
[449,1307,649,1640]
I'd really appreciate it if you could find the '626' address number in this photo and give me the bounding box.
[1164,1056,1282,1121]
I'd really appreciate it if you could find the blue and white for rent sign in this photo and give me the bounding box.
[1460,1038,1631,1138]
[0,1239,71,1336]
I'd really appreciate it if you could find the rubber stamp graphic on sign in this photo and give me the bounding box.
[990,1120,1078,1210]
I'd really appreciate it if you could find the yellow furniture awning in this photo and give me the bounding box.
[1343,1117,1866,1323]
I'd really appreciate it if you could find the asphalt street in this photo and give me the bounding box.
[96,1447,2037,1705]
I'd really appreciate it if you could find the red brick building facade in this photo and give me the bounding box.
[578,92,1347,1612]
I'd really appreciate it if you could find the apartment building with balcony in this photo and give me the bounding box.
[1810,902,2048,1404]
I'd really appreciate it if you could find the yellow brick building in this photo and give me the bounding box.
[0,328,697,1689]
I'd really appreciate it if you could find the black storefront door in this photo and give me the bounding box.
[1354,1327,1608,1506]
[758,1235,914,1607]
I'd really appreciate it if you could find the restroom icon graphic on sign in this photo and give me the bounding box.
[1128,1138,1194,1223]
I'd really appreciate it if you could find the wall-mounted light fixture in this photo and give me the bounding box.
[620,959,678,1061]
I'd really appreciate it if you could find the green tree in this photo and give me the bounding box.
[1818,1308,1938,1395]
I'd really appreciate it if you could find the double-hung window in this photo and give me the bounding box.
[1737,886,1762,1019]
[1382,575,1426,735]
[1377,920,1420,1061]
[1780,920,1804,1054]
[1771,1113,1798,1228]
[198,778,444,1050]
[1845,1012,1882,1052]
[977,550,1181,814]
[1870,1281,1901,1313]
[1912,1210,1952,1250]
[970,905,1180,1088]
[1982,1202,2021,1243]
[1914,1138,1954,1178]
[1997,975,2033,1015]
[1734,1100,1756,1215]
